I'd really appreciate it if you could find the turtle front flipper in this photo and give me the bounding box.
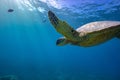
[56,37,69,46]
[48,11,59,26]
[48,11,80,42]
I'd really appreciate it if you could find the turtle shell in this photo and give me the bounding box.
[75,21,120,47]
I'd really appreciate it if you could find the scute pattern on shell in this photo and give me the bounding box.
[76,21,120,34]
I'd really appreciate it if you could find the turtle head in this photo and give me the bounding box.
[48,11,80,41]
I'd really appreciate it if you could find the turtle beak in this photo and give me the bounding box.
[48,11,59,26]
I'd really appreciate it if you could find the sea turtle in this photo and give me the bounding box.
[48,11,120,47]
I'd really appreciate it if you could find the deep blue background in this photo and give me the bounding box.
[0,0,120,80]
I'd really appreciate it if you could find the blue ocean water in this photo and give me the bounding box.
[0,0,120,80]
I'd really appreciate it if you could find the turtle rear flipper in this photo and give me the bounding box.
[117,33,120,39]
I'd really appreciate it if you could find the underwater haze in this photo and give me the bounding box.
[0,0,120,80]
